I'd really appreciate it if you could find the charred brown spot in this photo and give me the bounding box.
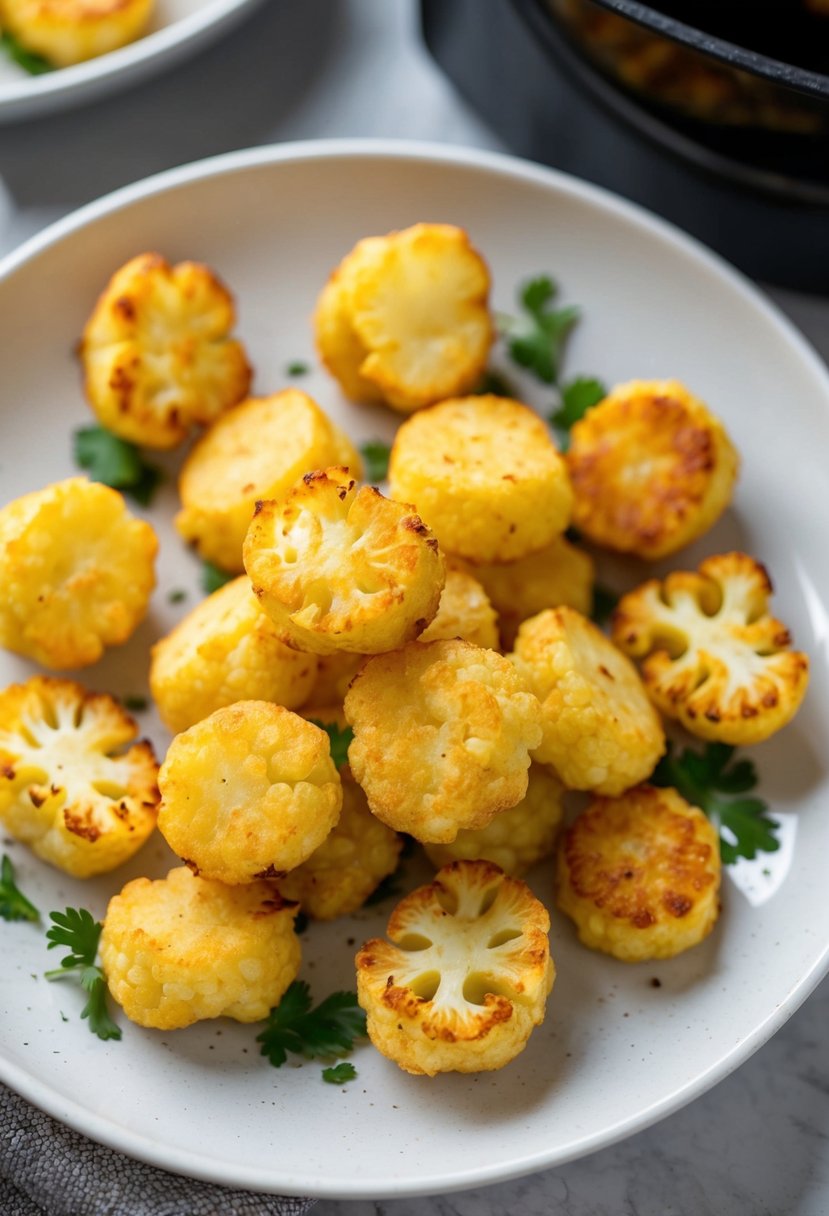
[1,764,15,780]
[663,892,693,918]
[598,665,615,680]
[113,295,136,321]
[402,516,429,536]
[183,858,200,875]
[63,811,101,843]
[632,909,656,929]
[254,864,287,880]
[29,789,47,809]
[252,499,265,517]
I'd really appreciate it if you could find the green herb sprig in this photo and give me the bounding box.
[256,981,365,1068]
[0,30,52,74]
[310,720,354,769]
[322,1062,357,1085]
[201,560,233,595]
[549,376,607,450]
[0,854,40,923]
[73,425,162,506]
[504,276,579,386]
[359,441,391,483]
[45,907,121,1041]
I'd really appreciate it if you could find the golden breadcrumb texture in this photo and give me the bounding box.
[80,252,251,449]
[388,396,573,564]
[0,677,158,878]
[513,607,665,795]
[425,765,564,877]
[314,223,493,413]
[418,565,499,650]
[0,477,157,669]
[612,551,809,745]
[149,576,318,734]
[244,468,445,656]
[356,859,554,1075]
[566,379,739,559]
[302,652,366,711]
[279,774,402,919]
[100,866,301,1029]
[157,701,342,884]
[344,639,542,843]
[176,391,363,572]
[0,0,154,66]
[556,785,721,961]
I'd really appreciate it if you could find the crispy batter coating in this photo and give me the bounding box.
[356,860,554,1075]
[556,785,721,961]
[345,639,542,843]
[100,866,300,1029]
[0,477,157,669]
[176,391,362,572]
[80,253,251,449]
[566,379,739,559]
[0,0,154,66]
[418,565,499,650]
[513,607,665,795]
[314,223,493,413]
[388,396,573,564]
[244,468,445,656]
[157,702,342,883]
[612,552,809,745]
[424,765,564,877]
[149,576,318,734]
[0,677,158,878]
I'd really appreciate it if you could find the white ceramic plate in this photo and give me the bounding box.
[0,0,263,122]
[0,141,827,1199]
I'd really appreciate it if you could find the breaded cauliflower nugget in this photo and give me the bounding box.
[177,391,363,572]
[0,477,157,669]
[100,866,300,1029]
[345,639,542,843]
[356,860,554,1075]
[80,253,251,449]
[315,223,493,413]
[244,468,445,656]
[612,552,809,745]
[418,565,499,650]
[0,0,153,66]
[566,379,739,559]
[150,576,318,734]
[513,607,665,795]
[556,785,721,961]
[424,765,564,877]
[388,396,573,564]
[158,702,342,884]
[0,677,158,878]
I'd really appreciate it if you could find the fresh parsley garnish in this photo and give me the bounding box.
[0,854,40,923]
[652,742,780,865]
[310,721,354,769]
[123,695,148,713]
[45,907,121,1041]
[168,588,188,605]
[550,376,607,450]
[0,30,52,74]
[473,369,515,397]
[73,425,162,506]
[256,981,365,1067]
[201,560,233,594]
[286,361,309,377]
[505,276,580,386]
[591,583,619,627]
[359,440,391,483]
[322,1062,357,1085]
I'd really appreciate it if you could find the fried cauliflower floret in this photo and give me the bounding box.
[612,552,809,745]
[0,0,154,67]
[314,223,493,413]
[100,866,300,1030]
[0,477,157,670]
[0,677,158,878]
[244,468,445,657]
[418,565,499,650]
[556,785,721,961]
[566,379,739,559]
[388,396,573,564]
[513,607,665,795]
[356,860,554,1075]
[157,702,342,884]
[176,392,364,572]
[80,253,251,449]
[149,577,318,734]
[424,765,564,877]
[345,639,542,843]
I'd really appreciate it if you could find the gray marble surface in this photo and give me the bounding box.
[1,2,827,1213]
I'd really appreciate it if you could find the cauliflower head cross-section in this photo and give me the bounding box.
[0,0,155,67]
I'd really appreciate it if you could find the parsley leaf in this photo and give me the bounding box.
[506,276,579,385]
[473,369,515,397]
[0,30,52,74]
[256,981,365,1067]
[123,695,148,713]
[0,854,40,923]
[73,425,162,506]
[310,720,354,769]
[360,440,391,483]
[652,742,780,864]
[550,376,607,450]
[201,560,233,594]
[168,589,188,605]
[591,584,619,627]
[286,361,309,377]
[322,1062,357,1085]
[45,908,121,1041]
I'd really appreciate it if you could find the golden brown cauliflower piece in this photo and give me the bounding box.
[244,468,445,656]
[100,866,300,1030]
[0,677,158,878]
[176,391,362,573]
[418,565,499,650]
[157,702,342,884]
[612,552,809,745]
[356,860,554,1075]
[556,785,721,961]
[424,765,564,877]
[388,396,573,564]
[0,0,153,66]
[149,576,318,735]
[80,253,251,449]
[566,379,739,559]
[0,477,157,669]
[314,223,493,413]
[513,607,665,795]
[345,639,542,843]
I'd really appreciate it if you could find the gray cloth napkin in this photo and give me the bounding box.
[0,1085,315,1216]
